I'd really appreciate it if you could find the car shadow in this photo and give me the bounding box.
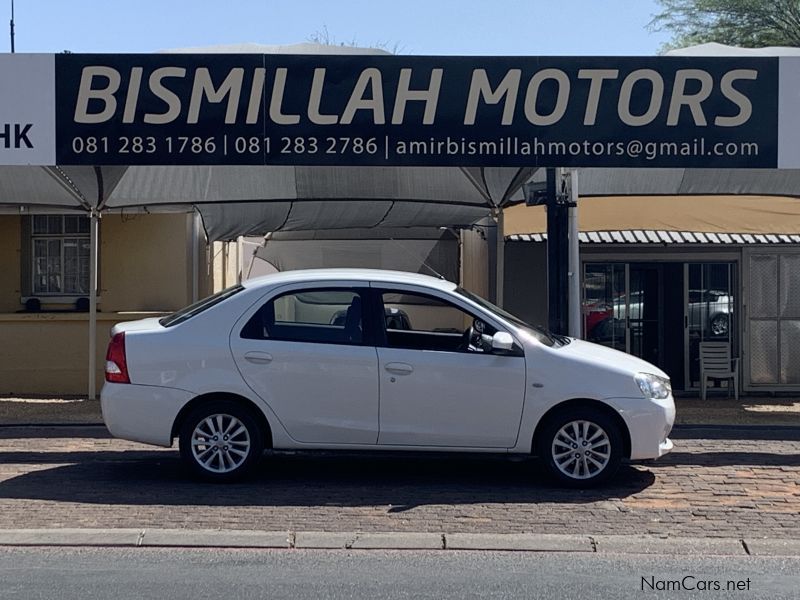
[657,451,800,467]
[0,450,656,508]
[0,425,112,440]
[671,425,800,442]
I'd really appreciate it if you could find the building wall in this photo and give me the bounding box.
[211,240,243,293]
[0,313,139,395]
[100,213,194,312]
[0,213,202,396]
[460,229,489,298]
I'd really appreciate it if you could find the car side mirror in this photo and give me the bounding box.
[491,331,515,353]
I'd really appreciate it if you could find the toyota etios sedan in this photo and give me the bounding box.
[101,269,674,487]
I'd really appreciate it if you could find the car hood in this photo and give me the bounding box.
[553,337,669,380]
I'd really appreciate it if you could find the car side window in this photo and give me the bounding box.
[380,290,496,353]
[241,288,366,345]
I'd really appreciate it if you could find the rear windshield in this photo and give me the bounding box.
[159,285,244,328]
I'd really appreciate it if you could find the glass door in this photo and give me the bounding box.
[583,262,685,389]
[684,263,737,390]
[583,263,627,351]
[628,265,662,367]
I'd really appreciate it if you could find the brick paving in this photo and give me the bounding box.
[0,426,797,538]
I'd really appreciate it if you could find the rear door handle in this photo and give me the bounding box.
[244,351,273,365]
[385,362,413,375]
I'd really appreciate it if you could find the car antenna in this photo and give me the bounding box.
[388,234,449,280]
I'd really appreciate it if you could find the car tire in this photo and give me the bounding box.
[179,400,264,482]
[537,407,623,488]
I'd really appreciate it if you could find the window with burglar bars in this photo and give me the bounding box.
[30,215,90,295]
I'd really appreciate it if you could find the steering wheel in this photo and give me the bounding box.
[460,320,484,352]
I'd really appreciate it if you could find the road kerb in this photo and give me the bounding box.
[139,529,291,548]
[0,528,141,547]
[350,532,444,550]
[594,535,747,556]
[445,533,593,552]
[0,530,798,556]
[744,539,800,556]
[294,531,357,549]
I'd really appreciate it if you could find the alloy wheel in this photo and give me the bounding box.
[190,413,252,474]
[551,420,611,480]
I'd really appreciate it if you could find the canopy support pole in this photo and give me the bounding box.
[495,208,505,307]
[546,168,569,335]
[88,209,99,400]
[568,170,581,338]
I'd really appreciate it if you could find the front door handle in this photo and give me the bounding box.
[244,351,273,365]
[385,362,413,375]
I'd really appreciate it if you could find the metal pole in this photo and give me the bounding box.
[568,169,581,337]
[495,209,505,307]
[486,216,497,304]
[191,212,200,302]
[88,210,99,400]
[545,168,568,335]
[10,0,14,53]
[237,235,244,284]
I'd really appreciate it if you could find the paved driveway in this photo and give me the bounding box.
[0,427,797,538]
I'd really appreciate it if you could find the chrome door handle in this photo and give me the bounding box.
[244,351,273,365]
[385,362,413,375]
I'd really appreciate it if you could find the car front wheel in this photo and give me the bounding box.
[538,408,623,487]
[179,401,264,482]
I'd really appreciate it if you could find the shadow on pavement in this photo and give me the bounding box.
[0,426,111,440]
[671,425,800,441]
[658,451,800,467]
[0,451,656,508]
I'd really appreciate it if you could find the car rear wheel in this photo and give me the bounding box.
[538,408,623,488]
[179,401,264,482]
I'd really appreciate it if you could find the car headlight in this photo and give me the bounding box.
[634,372,672,400]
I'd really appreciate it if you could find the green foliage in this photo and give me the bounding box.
[650,0,800,50]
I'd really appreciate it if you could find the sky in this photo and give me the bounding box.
[9,0,672,55]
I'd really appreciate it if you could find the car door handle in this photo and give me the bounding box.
[385,362,413,375]
[244,351,273,365]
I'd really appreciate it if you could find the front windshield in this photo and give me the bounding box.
[454,286,563,347]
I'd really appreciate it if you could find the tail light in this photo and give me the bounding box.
[105,332,130,384]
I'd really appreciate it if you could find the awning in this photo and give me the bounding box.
[504,195,800,237]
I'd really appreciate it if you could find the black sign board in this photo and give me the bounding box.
[54,53,778,167]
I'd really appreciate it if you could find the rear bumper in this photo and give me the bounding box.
[101,382,194,447]
[605,395,676,460]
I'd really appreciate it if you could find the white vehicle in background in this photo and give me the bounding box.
[101,269,674,487]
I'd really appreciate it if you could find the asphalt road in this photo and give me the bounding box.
[0,547,798,600]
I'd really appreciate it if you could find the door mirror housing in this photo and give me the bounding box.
[491,331,515,353]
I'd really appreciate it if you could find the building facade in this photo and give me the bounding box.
[503,197,800,394]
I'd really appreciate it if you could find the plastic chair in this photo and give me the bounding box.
[700,341,739,400]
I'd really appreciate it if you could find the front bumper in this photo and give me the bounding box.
[604,394,676,460]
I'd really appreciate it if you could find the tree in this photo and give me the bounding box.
[650,0,800,49]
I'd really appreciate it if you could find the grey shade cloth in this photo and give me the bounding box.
[104,165,523,240]
[254,228,459,281]
[576,168,800,197]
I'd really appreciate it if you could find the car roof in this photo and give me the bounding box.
[242,268,459,293]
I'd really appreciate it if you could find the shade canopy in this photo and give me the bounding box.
[0,43,534,239]
[253,227,460,282]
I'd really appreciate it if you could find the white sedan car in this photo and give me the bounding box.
[101,269,674,487]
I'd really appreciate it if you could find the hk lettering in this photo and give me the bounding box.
[0,123,34,149]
